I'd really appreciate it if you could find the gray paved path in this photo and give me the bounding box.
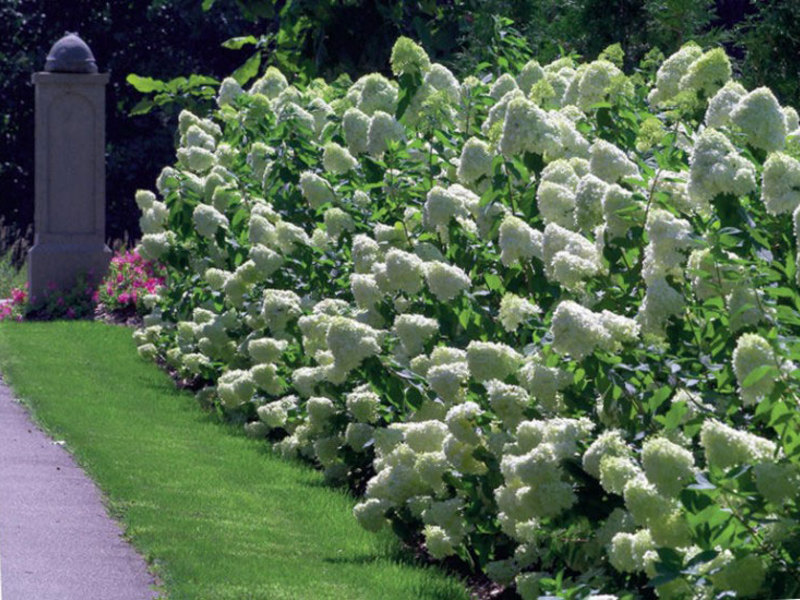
[0,377,159,600]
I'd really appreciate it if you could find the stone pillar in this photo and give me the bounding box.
[28,33,112,305]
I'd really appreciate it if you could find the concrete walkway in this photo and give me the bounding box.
[0,377,159,600]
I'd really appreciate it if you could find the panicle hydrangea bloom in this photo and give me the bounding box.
[642,208,693,284]
[457,137,493,185]
[679,47,731,98]
[730,87,787,151]
[622,475,677,529]
[688,127,756,202]
[753,462,800,505]
[251,363,284,396]
[217,77,243,107]
[537,181,577,229]
[466,341,521,382]
[342,107,370,155]
[590,139,639,183]
[275,220,310,254]
[326,316,382,376]
[705,80,747,128]
[608,529,655,574]
[445,401,483,445]
[138,232,174,261]
[424,261,471,302]
[423,186,469,234]
[350,273,382,310]
[732,333,777,406]
[192,204,228,238]
[498,293,539,332]
[727,284,767,332]
[248,337,288,364]
[427,361,470,403]
[367,111,406,156]
[348,73,398,116]
[500,97,562,158]
[178,146,216,173]
[599,455,641,495]
[353,497,391,532]
[204,267,230,291]
[299,171,335,208]
[647,43,704,105]
[550,300,618,360]
[637,277,684,335]
[700,419,776,469]
[384,249,425,295]
[139,200,169,235]
[517,59,545,95]
[308,97,334,135]
[517,358,571,410]
[762,152,800,215]
[642,437,696,497]
[322,141,358,174]
[542,223,602,289]
[582,429,629,478]
[249,66,288,98]
[498,215,543,266]
[574,174,609,231]
[390,37,431,77]
[249,214,276,246]
[575,60,625,110]
[185,124,216,151]
[490,73,519,100]
[323,207,354,240]
[394,313,438,357]
[351,234,380,274]
[217,369,256,408]
[261,289,302,334]
[602,183,645,236]
[484,380,530,429]
[345,384,382,424]
[250,244,283,277]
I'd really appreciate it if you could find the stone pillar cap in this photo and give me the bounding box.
[45,33,98,73]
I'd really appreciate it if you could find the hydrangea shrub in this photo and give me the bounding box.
[132,38,800,599]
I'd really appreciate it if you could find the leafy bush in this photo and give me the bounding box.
[131,38,800,599]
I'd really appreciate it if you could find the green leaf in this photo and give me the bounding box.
[126,73,166,93]
[484,273,503,292]
[232,52,261,86]
[129,98,154,116]
[222,36,258,50]
[201,0,215,10]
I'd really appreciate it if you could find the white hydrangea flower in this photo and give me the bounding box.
[582,429,629,478]
[537,181,577,229]
[250,244,283,278]
[322,141,358,174]
[424,261,471,302]
[427,361,470,403]
[642,437,695,497]
[498,293,539,332]
[353,498,391,532]
[193,204,229,239]
[753,462,800,505]
[350,234,380,274]
[542,223,601,289]
[648,44,704,106]
[204,267,230,291]
[733,333,777,406]
[323,207,354,240]
[390,36,431,77]
[517,357,571,409]
[590,139,639,183]
[261,289,302,334]
[217,76,243,107]
[384,249,425,295]
[679,47,731,98]
[608,529,655,574]
[498,215,543,266]
[217,369,255,408]
[517,59,545,94]
[642,208,693,284]
[350,273,382,310]
[249,66,288,98]
[367,111,405,157]
[762,152,800,215]
[500,96,562,158]
[484,379,530,429]
[139,200,169,235]
[299,171,335,209]
[466,341,521,382]
[700,419,776,469]
[248,337,288,364]
[423,186,469,235]
[688,127,757,203]
[731,87,787,151]
[326,316,382,376]
[275,220,310,254]
[342,107,370,156]
[177,146,216,173]
[138,232,174,261]
[349,73,398,116]
[251,363,284,396]
[705,80,747,128]
[457,137,493,185]
[550,300,614,360]
[727,284,767,332]
[600,455,641,495]
[575,59,625,110]
[444,401,483,445]
[574,174,609,231]
[637,277,684,335]
[394,314,438,357]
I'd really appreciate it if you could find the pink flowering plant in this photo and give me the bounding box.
[27,273,98,320]
[96,249,166,315]
[0,284,28,322]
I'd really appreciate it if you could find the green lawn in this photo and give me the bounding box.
[0,321,469,600]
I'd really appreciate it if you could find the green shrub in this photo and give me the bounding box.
[131,37,800,599]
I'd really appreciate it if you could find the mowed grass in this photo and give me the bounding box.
[0,321,469,600]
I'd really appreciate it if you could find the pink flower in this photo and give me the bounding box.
[66,308,76,319]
